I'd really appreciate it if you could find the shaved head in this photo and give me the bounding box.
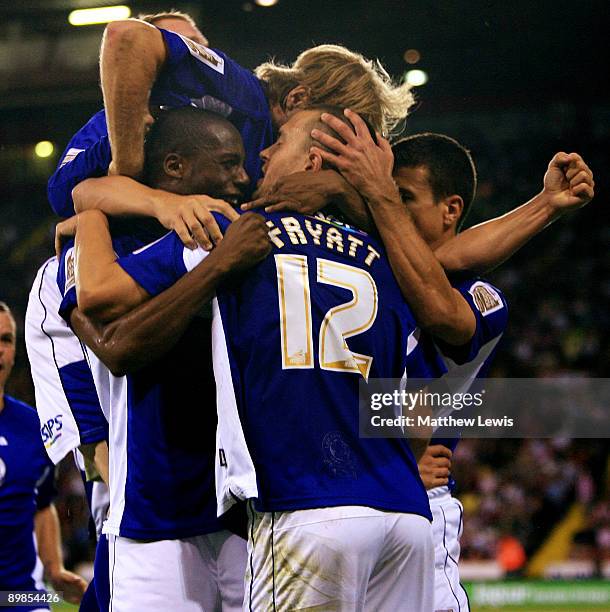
[143,107,241,186]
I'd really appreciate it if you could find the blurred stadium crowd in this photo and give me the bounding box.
[1,100,608,579]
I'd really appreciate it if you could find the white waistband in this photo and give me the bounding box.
[427,485,451,503]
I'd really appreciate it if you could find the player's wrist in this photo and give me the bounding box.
[202,247,235,278]
[151,192,173,226]
[109,154,144,179]
[109,135,146,179]
[535,189,565,222]
[45,562,64,581]
[78,208,109,227]
[362,178,401,210]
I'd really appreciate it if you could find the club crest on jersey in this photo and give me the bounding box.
[177,35,224,74]
[65,249,76,293]
[322,431,357,479]
[469,282,503,316]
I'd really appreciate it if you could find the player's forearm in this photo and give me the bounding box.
[79,440,109,485]
[73,176,161,218]
[101,20,165,177]
[71,249,229,376]
[366,182,475,345]
[435,191,557,273]
[74,210,148,322]
[34,505,64,578]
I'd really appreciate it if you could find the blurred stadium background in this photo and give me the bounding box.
[1,1,608,610]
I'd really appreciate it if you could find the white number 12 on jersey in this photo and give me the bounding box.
[275,254,378,380]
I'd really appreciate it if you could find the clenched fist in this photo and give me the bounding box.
[418,444,453,490]
[543,152,594,213]
[215,213,273,274]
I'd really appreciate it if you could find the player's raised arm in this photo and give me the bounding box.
[100,19,166,177]
[434,152,595,273]
[313,109,476,346]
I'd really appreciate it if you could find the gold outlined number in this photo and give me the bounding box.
[275,255,378,379]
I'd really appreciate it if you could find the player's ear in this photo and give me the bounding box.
[285,85,311,112]
[443,195,463,229]
[307,148,324,172]
[163,153,186,179]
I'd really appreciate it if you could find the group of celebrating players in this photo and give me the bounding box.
[0,9,596,612]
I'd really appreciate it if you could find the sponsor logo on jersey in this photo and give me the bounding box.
[469,282,503,316]
[41,415,64,448]
[177,35,225,74]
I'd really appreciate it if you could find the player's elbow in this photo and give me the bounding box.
[418,299,475,346]
[103,19,164,62]
[415,300,455,334]
[72,180,97,213]
[97,348,130,378]
[103,19,145,45]
[77,288,120,324]
[427,310,475,346]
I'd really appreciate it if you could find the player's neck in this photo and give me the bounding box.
[429,228,456,251]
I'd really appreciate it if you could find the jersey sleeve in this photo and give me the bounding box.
[117,211,233,295]
[47,110,111,218]
[35,464,57,511]
[56,242,79,324]
[437,278,509,365]
[152,29,269,119]
[116,231,188,296]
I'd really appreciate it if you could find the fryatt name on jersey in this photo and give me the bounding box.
[266,214,382,267]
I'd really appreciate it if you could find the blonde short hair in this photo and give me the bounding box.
[255,44,414,137]
[138,10,198,29]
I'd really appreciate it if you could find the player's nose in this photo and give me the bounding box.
[236,166,249,188]
[259,145,271,163]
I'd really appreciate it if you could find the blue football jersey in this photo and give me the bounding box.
[57,236,222,540]
[116,211,433,521]
[409,274,508,491]
[0,395,55,611]
[47,28,273,217]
